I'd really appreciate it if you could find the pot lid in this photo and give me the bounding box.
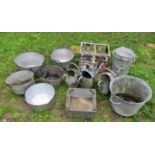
[113,47,136,61]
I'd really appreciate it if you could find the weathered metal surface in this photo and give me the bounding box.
[79,42,110,78]
[14,52,44,74]
[110,75,152,116]
[78,71,94,88]
[51,48,74,69]
[112,47,136,75]
[64,63,81,87]
[6,70,34,95]
[25,83,55,111]
[39,65,64,88]
[66,88,96,118]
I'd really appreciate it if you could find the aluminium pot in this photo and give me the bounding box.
[14,52,44,74]
[25,83,55,111]
[39,65,64,88]
[6,70,34,95]
[51,48,74,69]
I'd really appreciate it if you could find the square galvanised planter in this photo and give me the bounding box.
[66,88,97,119]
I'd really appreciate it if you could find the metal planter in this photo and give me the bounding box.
[66,88,97,119]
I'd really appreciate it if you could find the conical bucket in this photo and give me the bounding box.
[110,75,152,116]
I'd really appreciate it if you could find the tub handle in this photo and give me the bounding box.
[110,96,121,105]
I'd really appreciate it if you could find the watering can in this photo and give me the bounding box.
[63,63,81,87]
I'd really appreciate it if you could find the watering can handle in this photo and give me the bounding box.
[67,63,80,71]
[110,96,121,105]
[77,76,83,86]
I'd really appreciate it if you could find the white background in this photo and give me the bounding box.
[0,0,155,155]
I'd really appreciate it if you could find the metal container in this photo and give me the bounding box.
[78,71,94,88]
[64,63,81,87]
[66,88,96,118]
[25,83,55,111]
[51,48,74,69]
[79,42,110,78]
[110,75,152,116]
[98,68,117,95]
[112,47,136,76]
[6,70,34,95]
[14,52,44,74]
[39,65,64,88]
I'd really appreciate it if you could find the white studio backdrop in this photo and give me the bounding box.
[0,0,155,32]
[0,123,155,155]
[0,0,155,155]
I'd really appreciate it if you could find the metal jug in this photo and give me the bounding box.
[78,71,94,88]
[98,68,117,95]
[64,63,81,87]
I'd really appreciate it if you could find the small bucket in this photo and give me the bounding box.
[112,47,136,76]
[6,70,34,95]
[110,75,152,116]
[98,68,117,95]
[64,63,81,87]
[78,71,94,88]
[39,65,64,88]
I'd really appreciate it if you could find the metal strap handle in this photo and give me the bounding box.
[67,63,80,71]
[77,76,83,86]
[104,67,118,77]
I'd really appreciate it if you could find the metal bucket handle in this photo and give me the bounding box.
[98,80,104,88]
[77,76,83,86]
[101,67,117,80]
[67,63,80,71]
[104,67,117,76]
